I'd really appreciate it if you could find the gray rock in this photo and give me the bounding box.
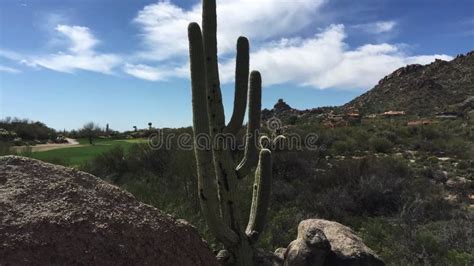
[0,156,217,265]
[446,176,471,189]
[274,248,287,261]
[284,226,331,266]
[284,219,384,266]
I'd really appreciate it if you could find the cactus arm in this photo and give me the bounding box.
[236,71,262,179]
[202,0,225,130]
[225,36,250,135]
[188,22,238,246]
[245,148,272,242]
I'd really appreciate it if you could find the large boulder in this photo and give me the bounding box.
[284,226,331,266]
[283,219,384,266]
[0,156,217,265]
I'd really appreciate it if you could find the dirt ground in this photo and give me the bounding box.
[11,138,83,152]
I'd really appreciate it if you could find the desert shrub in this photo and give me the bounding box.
[417,140,442,154]
[83,145,128,181]
[126,143,170,175]
[349,129,370,149]
[0,141,13,155]
[260,207,303,250]
[273,151,313,182]
[393,125,411,139]
[445,139,471,159]
[377,130,401,144]
[369,137,393,153]
[420,126,441,140]
[360,217,474,265]
[315,157,412,218]
[457,160,470,170]
[82,143,172,183]
[331,138,357,155]
[0,117,57,142]
[287,115,298,125]
[427,156,438,165]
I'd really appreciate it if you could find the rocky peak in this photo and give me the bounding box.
[274,99,292,113]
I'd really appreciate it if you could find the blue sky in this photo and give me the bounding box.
[0,0,473,131]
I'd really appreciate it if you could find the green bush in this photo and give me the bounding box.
[331,138,357,155]
[369,137,393,153]
[0,141,13,156]
[360,217,473,265]
[0,117,57,142]
[457,160,470,170]
[420,126,441,140]
[427,156,438,165]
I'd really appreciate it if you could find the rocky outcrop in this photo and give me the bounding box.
[274,99,292,113]
[0,156,217,265]
[344,50,474,115]
[281,219,384,266]
[284,225,331,265]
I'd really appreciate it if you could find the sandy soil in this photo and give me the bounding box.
[11,138,83,152]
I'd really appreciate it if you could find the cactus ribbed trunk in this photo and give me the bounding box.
[187,1,284,265]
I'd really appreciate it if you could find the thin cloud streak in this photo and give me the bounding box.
[0,65,21,74]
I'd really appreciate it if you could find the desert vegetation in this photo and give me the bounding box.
[1,0,473,264]
[2,97,472,265]
[72,116,473,265]
[0,117,58,146]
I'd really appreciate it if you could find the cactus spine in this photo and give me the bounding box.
[188,1,280,265]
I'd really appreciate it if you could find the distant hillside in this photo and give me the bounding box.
[343,51,474,115]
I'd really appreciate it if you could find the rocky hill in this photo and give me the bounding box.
[261,99,336,125]
[343,51,474,115]
[0,156,217,265]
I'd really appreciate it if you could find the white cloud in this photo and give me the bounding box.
[0,49,23,61]
[123,63,188,81]
[353,20,397,34]
[133,0,326,60]
[55,25,98,54]
[0,65,21,74]
[372,21,397,33]
[218,25,452,90]
[129,2,451,90]
[33,53,121,74]
[123,63,168,81]
[25,24,121,74]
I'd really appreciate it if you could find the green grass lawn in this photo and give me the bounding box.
[30,138,147,167]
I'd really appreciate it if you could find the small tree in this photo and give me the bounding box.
[133,126,137,132]
[82,122,100,145]
[148,122,152,130]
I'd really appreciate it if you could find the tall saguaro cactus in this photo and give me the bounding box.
[188,1,280,265]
